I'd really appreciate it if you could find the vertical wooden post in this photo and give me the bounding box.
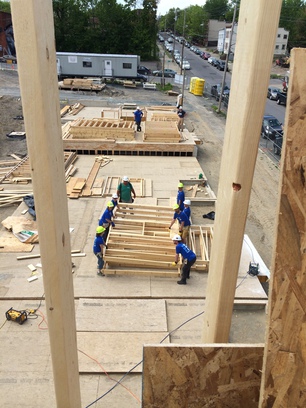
[10,1,81,407]
[202,0,282,343]
[259,48,306,407]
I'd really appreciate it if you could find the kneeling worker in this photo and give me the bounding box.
[172,234,196,285]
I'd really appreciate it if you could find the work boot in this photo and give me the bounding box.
[177,280,186,285]
[97,270,105,276]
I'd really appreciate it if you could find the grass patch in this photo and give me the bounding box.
[212,105,227,118]
[270,74,283,79]
[156,82,173,92]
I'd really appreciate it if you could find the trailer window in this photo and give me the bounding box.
[123,63,132,69]
[83,61,92,68]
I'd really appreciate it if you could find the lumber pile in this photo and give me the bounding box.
[123,80,136,88]
[183,179,217,203]
[0,152,78,185]
[144,121,181,143]
[58,79,106,92]
[60,103,85,117]
[66,156,111,198]
[69,118,135,140]
[150,112,178,122]
[0,190,33,208]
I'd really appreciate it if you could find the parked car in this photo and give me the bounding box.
[210,84,230,101]
[137,66,151,75]
[180,60,191,70]
[201,52,211,60]
[215,60,228,71]
[208,57,217,66]
[276,90,287,106]
[261,115,283,139]
[136,73,148,83]
[152,69,177,78]
[267,87,280,100]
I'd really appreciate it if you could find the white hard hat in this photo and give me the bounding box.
[172,234,182,241]
[179,106,182,109]
[123,176,129,181]
[137,106,140,110]
[112,193,118,199]
[183,199,191,205]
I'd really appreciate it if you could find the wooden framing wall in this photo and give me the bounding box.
[144,121,181,143]
[103,205,212,276]
[70,118,135,140]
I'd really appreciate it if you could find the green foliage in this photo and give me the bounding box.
[52,0,158,59]
[0,1,10,13]
[204,0,229,20]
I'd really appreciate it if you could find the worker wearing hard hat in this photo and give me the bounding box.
[111,193,120,210]
[117,176,136,203]
[177,182,185,211]
[172,234,196,285]
[93,226,108,276]
[169,203,191,243]
[183,199,191,221]
[134,106,143,132]
[177,106,186,131]
[99,201,115,241]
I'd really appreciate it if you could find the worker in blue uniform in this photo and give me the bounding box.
[177,182,185,211]
[93,226,107,276]
[169,204,191,243]
[172,234,196,285]
[134,106,143,131]
[99,201,115,241]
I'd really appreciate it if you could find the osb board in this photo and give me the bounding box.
[142,344,264,408]
[76,299,167,332]
[78,332,169,373]
[0,235,34,252]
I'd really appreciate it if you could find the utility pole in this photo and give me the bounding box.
[217,3,237,113]
[172,10,177,62]
[180,10,186,75]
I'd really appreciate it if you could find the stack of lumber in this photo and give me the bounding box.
[104,204,180,277]
[60,103,85,117]
[69,118,135,141]
[123,80,136,88]
[66,156,111,198]
[0,190,33,208]
[58,79,106,92]
[144,121,181,143]
[0,152,78,185]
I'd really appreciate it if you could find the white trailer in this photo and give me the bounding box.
[56,52,141,80]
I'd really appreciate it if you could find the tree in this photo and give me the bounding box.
[204,0,229,20]
[0,1,10,13]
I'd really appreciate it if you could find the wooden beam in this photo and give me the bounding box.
[259,48,306,407]
[202,0,282,342]
[11,1,81,407]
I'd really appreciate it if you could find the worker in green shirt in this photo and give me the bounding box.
[117,176,136,203]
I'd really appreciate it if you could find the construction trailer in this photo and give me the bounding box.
[56,52,140,80]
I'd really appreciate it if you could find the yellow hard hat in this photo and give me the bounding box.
[107,201,114,207]
[173,204,180,210]
[178,182,184,188]
[96,226,105,234]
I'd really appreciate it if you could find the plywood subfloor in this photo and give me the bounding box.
[76,298,167,332]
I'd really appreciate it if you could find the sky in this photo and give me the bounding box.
[157,0,207,17]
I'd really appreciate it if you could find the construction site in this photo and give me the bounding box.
[0,1,305,407]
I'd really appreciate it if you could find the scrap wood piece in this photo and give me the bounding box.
[60,105,71,117]
[104,268,180,277]
[81,160,101,197]
[0,236,34,253]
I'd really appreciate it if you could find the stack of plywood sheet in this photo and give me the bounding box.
[69,118,135,140]
[144,122,181,143]
[104,204,181,277]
